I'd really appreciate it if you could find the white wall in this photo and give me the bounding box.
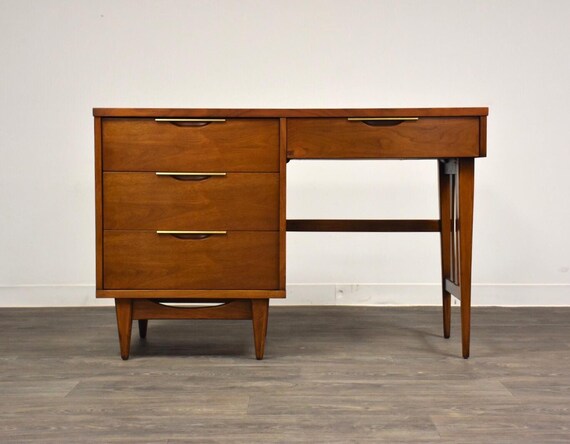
[1,0,569,306]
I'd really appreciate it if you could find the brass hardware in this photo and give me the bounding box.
[154,118,226,122]
[155,172,227,177]
[347,117,419,121]
[157,231,227,235]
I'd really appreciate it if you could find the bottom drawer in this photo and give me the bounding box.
[104,231,279,290]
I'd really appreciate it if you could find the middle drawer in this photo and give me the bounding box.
[103,172,279,231]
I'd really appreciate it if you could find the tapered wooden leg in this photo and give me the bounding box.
[115,299,133,360]
[438,161,452,339]
[251,299,269,360]
[138,320,148,339]
[458,159,475,359]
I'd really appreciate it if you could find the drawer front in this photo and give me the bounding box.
[103,118,279,172]
[287,117,480,158]
[103,172,279,231]
[104,231,279,290]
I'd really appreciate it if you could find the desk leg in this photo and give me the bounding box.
[252,299,269,360]
[439,158,475,358]
[438,162,452,339]
[458,158,475,359]
[138,319,148,339]
[115,299,133,360]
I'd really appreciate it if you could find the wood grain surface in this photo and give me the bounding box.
[103,172,279,231]
[1,306,568,443]
[103,231,279,290]
[458,158,475,358]
[438,161,453,339]
[94,107,489,118]
[102,118,279,172]
[94,117,103,289]
[278,118,287,290]
[287,219,440,232]
[96,289,285,299]
[287,117,480,159]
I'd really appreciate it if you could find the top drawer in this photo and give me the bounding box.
[287,117,481,159]
[102,118,279,172]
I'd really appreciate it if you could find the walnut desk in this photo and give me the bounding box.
[93,108,488,360]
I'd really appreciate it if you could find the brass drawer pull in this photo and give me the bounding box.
[157,230,227,240]
[348,117,419,127]
[156,172,227,181]
[155,118,226,127]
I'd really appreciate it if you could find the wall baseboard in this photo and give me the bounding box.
[1,284,569,307]
[273,284,570,306]
[0,285,112,307]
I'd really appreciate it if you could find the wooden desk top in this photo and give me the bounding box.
[93,108,488,118]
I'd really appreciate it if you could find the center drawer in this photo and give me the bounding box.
[103,172,279,231]
[102,118,279,172]
[287,117,480,158]
[103,231,279,290]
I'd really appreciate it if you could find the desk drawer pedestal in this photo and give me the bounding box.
[95,116,285,360]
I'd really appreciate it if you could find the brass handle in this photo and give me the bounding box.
[156,172,226,181]
[347,117,419,121]
[348,117,419,127]
[155,118,226,127]
[155,118,226,122]
[157,230,227,240]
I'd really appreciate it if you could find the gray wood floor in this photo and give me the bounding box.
[1,306,569,443]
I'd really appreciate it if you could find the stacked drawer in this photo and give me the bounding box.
[101,118,280,290]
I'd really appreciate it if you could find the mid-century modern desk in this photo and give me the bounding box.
[93,108,488,360]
